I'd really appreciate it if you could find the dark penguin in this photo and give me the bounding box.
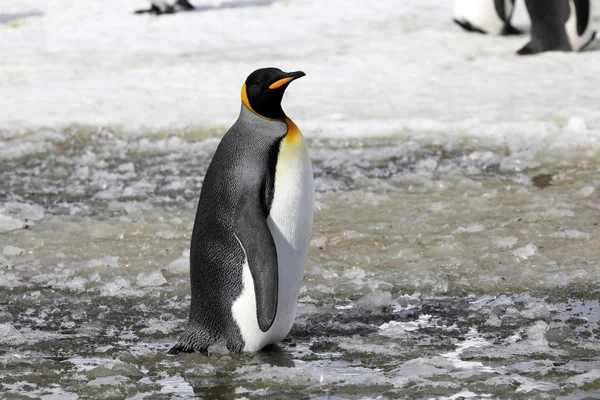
[454,0,521,35]
[169,68,314,354]
[518,0,596,55]
[135,0,194,15]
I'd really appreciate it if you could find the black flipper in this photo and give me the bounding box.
[573,0,589,35]
[233,180,279,333]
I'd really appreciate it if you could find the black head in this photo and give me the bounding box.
[242,67,306,120]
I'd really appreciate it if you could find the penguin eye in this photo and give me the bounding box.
[252,82,260,88]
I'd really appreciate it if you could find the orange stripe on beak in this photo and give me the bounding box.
[268,77,295,90]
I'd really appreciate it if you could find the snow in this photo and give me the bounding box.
[0,0,599,159]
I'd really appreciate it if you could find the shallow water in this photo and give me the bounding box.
[2,127,600,399]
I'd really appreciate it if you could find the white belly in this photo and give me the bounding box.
[231,130,314,352]
[454,0,507,34]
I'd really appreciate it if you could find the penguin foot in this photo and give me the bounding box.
[167,344,207,355]
[453,19,487,34]
[169,326,213,354]
[501,24,523,36]
[134,5,163,14]
[177,0,195,10]
[226,341,245,353]
[580,31,597,51]
[516,42,540,55]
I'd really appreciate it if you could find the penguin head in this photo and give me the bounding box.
[242,68,305,120]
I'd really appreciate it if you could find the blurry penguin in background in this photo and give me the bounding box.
[518,0,596,54]
[135,0,195,15]
[454,0,521,35]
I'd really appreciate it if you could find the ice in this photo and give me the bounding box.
[100,277,134,297]
[494,236,518,248]
[86,361,144,381]
[452,224,485,234]
[576,186,596,198]
[566,369,600,387]
[354,291,392,310]
[566,116,587,134]
[136,270,167,287]
[88,256,120,269]
[513,244,537,259]
[378,321,408,338]
[0,215,26,233]
[2,246,24,256]
[0,311,14,323]
[166,256,189,275]
[342,267,366,280]
[564,230,590,240]
[0,323,65,345]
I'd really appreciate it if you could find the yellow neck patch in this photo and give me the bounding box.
[284,118,302,145]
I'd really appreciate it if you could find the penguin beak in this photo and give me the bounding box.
[268,71,306,90]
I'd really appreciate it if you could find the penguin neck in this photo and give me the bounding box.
[238,103,288,136]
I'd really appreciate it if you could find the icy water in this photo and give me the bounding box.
[2,126,600,399]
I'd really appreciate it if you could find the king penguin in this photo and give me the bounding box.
[169,68,314,354]
[453,0,521,35]
[518,0,596,54]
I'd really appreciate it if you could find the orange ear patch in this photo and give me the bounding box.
[268,77,294,90]
[241,83,254,112]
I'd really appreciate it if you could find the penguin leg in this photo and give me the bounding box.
[177,0,195,10]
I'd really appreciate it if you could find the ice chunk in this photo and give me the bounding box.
[100,277,132,297]
[513,244,537,259]
[494,236,517,248]
[576,186,595,198]
[355,291,392,310]
[3,246,24,256]
[136,270,167,287]
[88,256,119,268]
[0,202,44,222]
[566,116,587,134]
[0,215,25,233]
[166,257,189,275]
[117,162,135,173]
[343,266,366,279]
[0,311,14,323]
[86,361,144,381]
[564,230,590,240]
[378,321,408,338]
[452,224,485,234]
[566,369,600,387]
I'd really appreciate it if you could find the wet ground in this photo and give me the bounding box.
[2,128,600,399]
